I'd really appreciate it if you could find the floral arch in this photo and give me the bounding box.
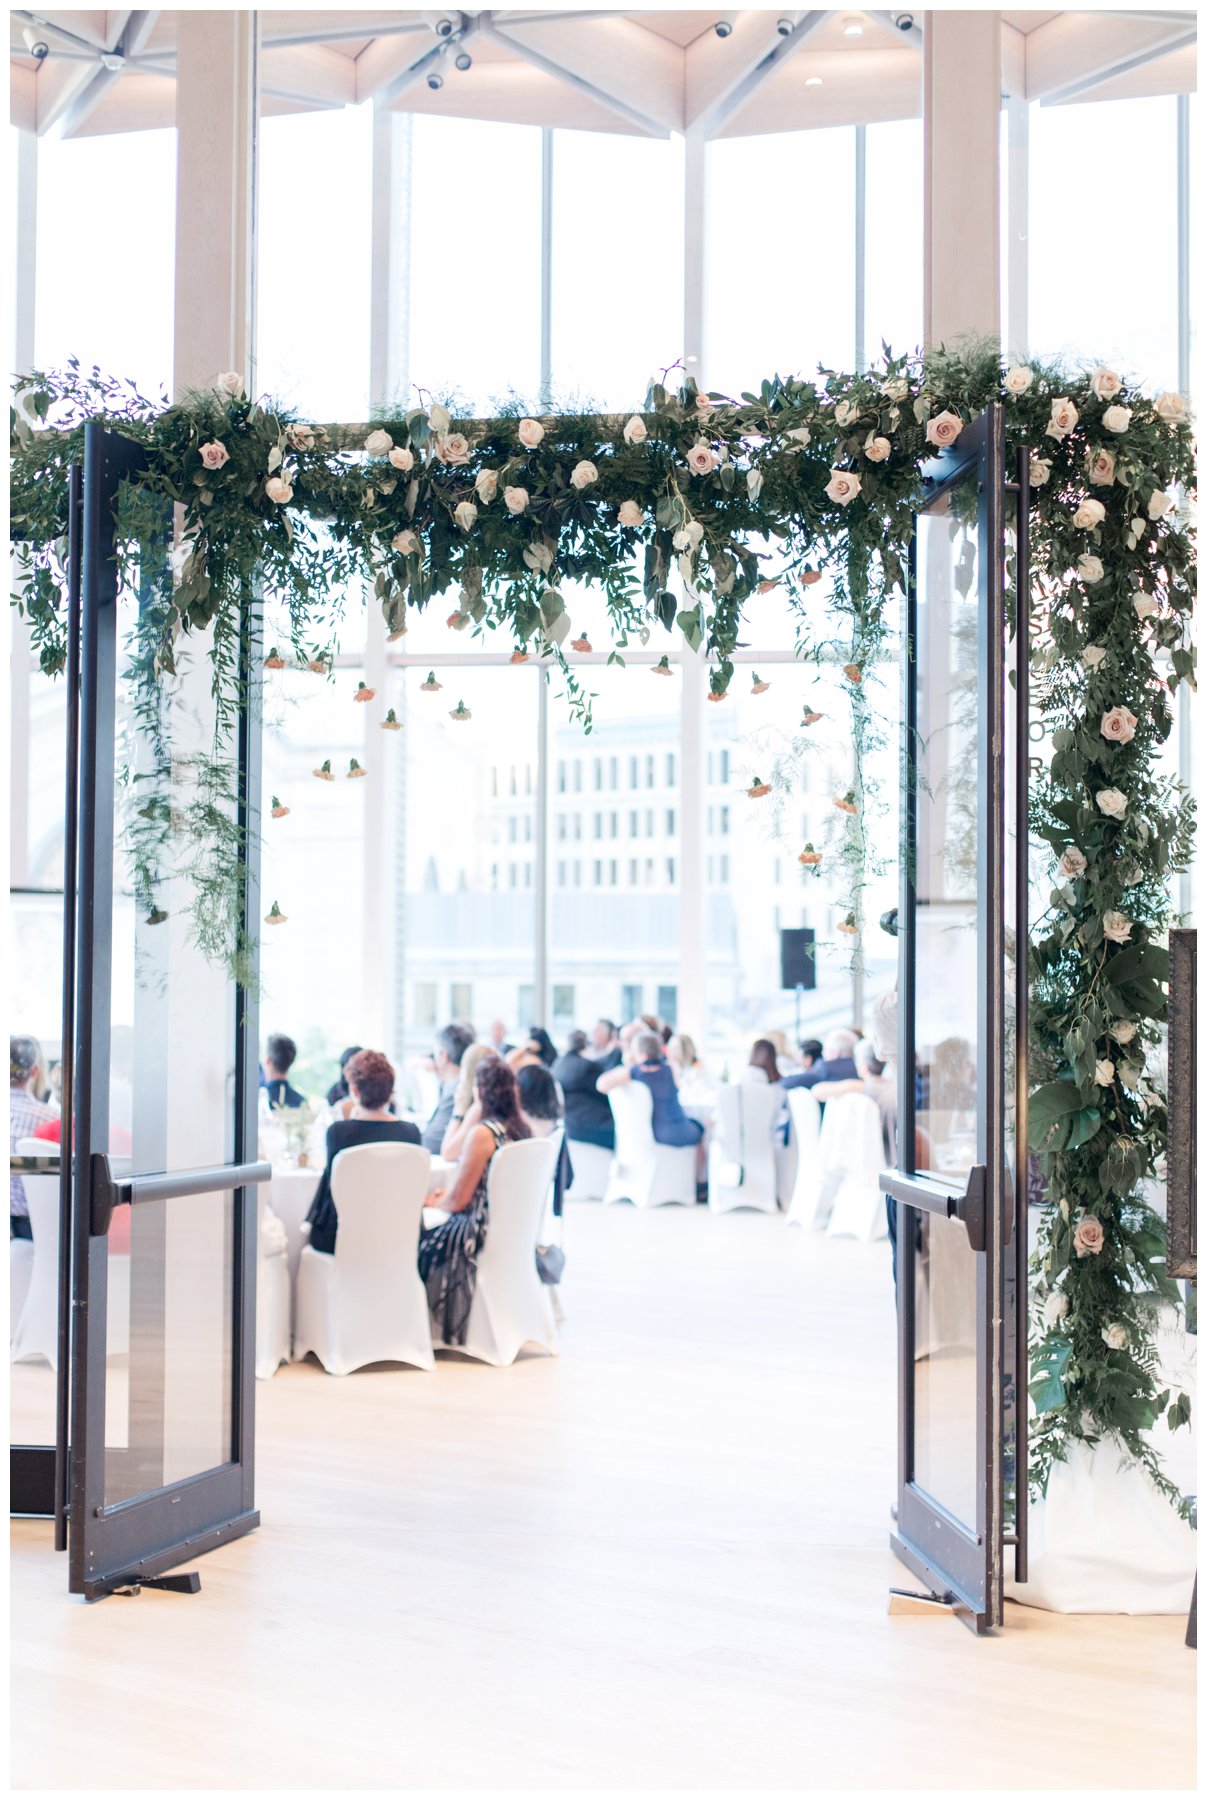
[9,341,1196,1509]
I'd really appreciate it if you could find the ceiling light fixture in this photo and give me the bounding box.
[454,46,472,70]
[423,10,461,38]
[22,25,50,60]
[776,17,795,36]
[842,15,864,36]
[714,15,735,38]
[805,75,823,86]
[101,51,125,70]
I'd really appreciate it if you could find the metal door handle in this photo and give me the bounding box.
[880,1164,988,1251]
[91,1154,272,1236]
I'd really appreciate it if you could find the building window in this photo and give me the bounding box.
[719,805,730,836]
[666,752,675,785]
[557,759,566,793]
[573,815,582,840]
[518,984,534,1024]
[491,767,498,797]
[720,749,730,784]
[645,753,655,788]
[594,812,603,838]
[644,856,655,884]
[557,814,566,841]
[666,856,676,885]
[609,755,619,788]
[656,984,677,1026]
[629,754,639,786]
[609,811,619,838]
[719,854,729,883]
[629,809,639,835]
[573,761,582,792]
[525,764,533,795]
[609,859,618,884]
[414,981,437,1028]
[645,808,654,836]
[552,983,575,1021]
[509,765,517,796]
[594,859,603,884]
[508,817,517,843]
[557,859,566,885]
[451,981,473,1020]
[666,807,675,835]
[593,758,603,790]
[509,864,518,889]
[524,816,533,843]
[629,858,639,884]
[524,863,533,887]
[621,982,642,1021]
[573,859,581,886]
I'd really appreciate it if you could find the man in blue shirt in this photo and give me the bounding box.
[782,1029,859,1091]
[261,1033,307,1109]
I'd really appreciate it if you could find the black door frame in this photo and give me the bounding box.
[68,420,266,1600]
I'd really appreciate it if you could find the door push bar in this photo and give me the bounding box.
[90,1154,272,1237]
[880,1164,990,1252]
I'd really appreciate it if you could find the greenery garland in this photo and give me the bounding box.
[9,342,1196,1511]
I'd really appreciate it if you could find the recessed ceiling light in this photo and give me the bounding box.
[842,15,864,37]
[805,75,823,86]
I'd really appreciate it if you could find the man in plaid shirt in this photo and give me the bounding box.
[10,1037,57,1238]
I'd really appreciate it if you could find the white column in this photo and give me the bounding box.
[1004,94,1029,360]
[369,105,412,415]
[923,12,1001,347]
[14,128,37,376]
[682,126,707,376]
[679,127,709,1046]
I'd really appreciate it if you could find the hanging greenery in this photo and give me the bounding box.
[8,343,1196,1510]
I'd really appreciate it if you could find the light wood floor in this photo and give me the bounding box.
[10,1201,1197,1791]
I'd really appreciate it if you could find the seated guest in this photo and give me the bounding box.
[262,1033,306,1109]
[599,1032,704,1149]
[304,1051,421,1255]
[422,1022,476,1153]
[10,1035,57,1239]
[744,1038,782,1086]
[763,1029,797,1077]
[518,1062,572,1220]
[812,1039,898,1161]
[666,1033,701,1089]
[325,1045,364,1108]
[419,1057,531,1346]
[782,1029,858,1091]
[554,1030,616,1150]
[486,1019,513,1056]
[440,1043,498,1162]
[588,1018,622,1067]
[797,1038,824,1075]
[508,1025,558,1073]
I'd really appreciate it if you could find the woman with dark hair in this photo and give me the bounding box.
[745,1038,782,1086]
[508,1025,558,1073]
[325,1044,364,1109]
[305,1050,420,1255]
[518,1061,573,1220]
[418,1056,531,1345]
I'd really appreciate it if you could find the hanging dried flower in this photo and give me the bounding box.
[265,901,288,925]
[420,672,442,692]
[146,906,169,926]
[307,655,330,674]
[449,700,472,722]
[843,663,863,684]
[510,650,529,664]
[380,710,402,731]
[263,648,286,670]
[802,709,824,726]
[836,913,859,936]
[706,689,728,704]
[800,570,823,586]
[313,760,334,781]
[571,636,592,653]
[747,777,772,799]
[347,758,366,779]
[652,655,673,677]
[834,790,858,815]
[271,796,289,819]
[387,626,407,643]
[353,681,376,703]
[799,845,822,866]
[751,673,770,695]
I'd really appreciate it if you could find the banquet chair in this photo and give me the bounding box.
[10,1173,61,1369]
[563,1138,614,1201]
[784,1088,824,1227]
[255,1193,292,1380]
[822,1093,889,1241]
[603,1082,697,1209]
[294,1141,434,1375]
[707,1083,782,1214]
[449,1135,560,1367]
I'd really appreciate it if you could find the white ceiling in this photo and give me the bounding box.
[9,8,1197,141]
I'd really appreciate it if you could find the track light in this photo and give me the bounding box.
[423,10,460,36]
[776,17,794,36]
[427,66,444,90]
[714,15,735,38]
[454,47,472,70]
[892,11,915,30]
[842,14,864,36]
[22,26,49,60]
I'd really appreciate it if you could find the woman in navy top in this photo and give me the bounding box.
[599,1032,704,1147]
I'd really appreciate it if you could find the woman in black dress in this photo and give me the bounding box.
[306,1050,420,1255]
[418,1056,530,1345]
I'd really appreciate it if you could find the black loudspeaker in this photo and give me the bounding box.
[780,927,816,990]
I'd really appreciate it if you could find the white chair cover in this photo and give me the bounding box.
[821,1093,888,1241]
[784,1088,824,1227]
[255,1193,292,1380]
[9,1174,61,1368]
[563,1138,614,1201]
[603,1081,697,1209]
[294,1141,434,1375]
[707,1083,782,1213]
[454,1136,560,1366]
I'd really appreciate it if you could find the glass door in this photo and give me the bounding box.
[881,404,1029,1632]
[68,422,268,1600]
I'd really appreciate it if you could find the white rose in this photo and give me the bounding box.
[214,370,244,399]
[475,468,498,503]
[1087,448,1116,486]
[1047,397,1079,439]
[686,442,717,476]
[1090,367,1123,400]
[618,499,643,527]
[392,529,420,555]
[1059,847,1087,878]
[504,485,530,515]
[926,409,963,448]
[864,435,892,463]
[1030,457,1052,487]
[517,418,545,449]
[881,376,910,402]
[1102,405,1132,434]
[1077,554,1104,585]
[1133,594,1158,620]
[265,476,293,504]
[1095,787,1128,818]
[1043,1290,1070,1328]
[1004,364,1033,395]
[388,446,414,471]
[1102,910,1133,943]
[1154,391,1187,423]
[454,500,478,532]
[623,415,648,445]
[288,423,316,452]
[1094,1058,1115,1086]
[199,440,230,471]
[825,468,862,506]
[1100,705,1137,745]
[785,426,811,446]
[364,428,393,456]
[570,459,599,490]
[1111,1020,1138,1044]
[1082,644,1107,669]
[1146,489,1175,521]
[1101,1322,1129,1351]
[1073,497,1106,529]
[835,399,858,427]
[438,432,471,465]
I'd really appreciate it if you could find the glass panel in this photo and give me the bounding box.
[912,1210,978,1523]
[101,576,239,1498]
[914,483,981,1187]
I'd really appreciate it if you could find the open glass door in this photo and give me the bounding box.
[882,404,1029,1633]
[68,421,268,1600]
